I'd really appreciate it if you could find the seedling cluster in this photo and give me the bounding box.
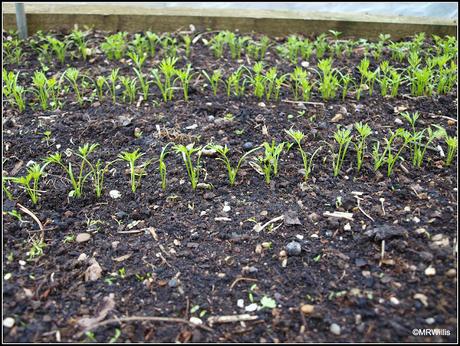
[3,115,456,206]
[3,31,457,112]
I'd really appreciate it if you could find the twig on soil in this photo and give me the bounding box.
[282,99,325,107]
[354,197,375,222]
[411,186,422,199]
[401,94,420,100]
[185,297,190,320]
[17,203,45,241]
[323,211,354,221]
[117,228,149,234]
[299,310,308,334]
[438,115,457,123]
[400,162,410,174]
[229,277,258,290]
[379,198,386,216]
[379,240,385,267]
[207,314,259,326]
[253,215,284,232]
[75,315,213,338]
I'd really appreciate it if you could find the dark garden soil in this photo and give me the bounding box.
[2,30,458,343]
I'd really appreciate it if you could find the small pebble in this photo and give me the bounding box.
[243,142,254,151]
[330,113,343,123]
[3,317,15,328]
[330,323,341,335]
[285,241,302,256]
[300,304,315,314]
[390,297,400,305]
[245,303,258,312]
[425,266,436,276]
[248,266,258,273]
[77,253,88,262]
[19,260,26,266]
[237,299,245,308]
[168,278,178,288]
[109,190,121,199]
[425,317,436,325]
[76,233,91,243]
[446,268,456,277]
[115,211,128,219]
[355,258,367,267]
[189,317,203,325]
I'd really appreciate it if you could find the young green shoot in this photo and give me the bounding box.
[445,135,458,166]
[119,76,138,104]
[284,129,322,180]
[173,143,203,190]
[44,143,99,198]
[332,128,353,177]
[11,163,45,205]
[202,70,222,96]
[257,141,285,184]
[210,144,261,185]
[151,57,178,102]
[64,67,84,106]
[109,68,120,103]
[175,64,194,101]
[118,149,145,193]
[159,143,174,190]
[354,122,372,172]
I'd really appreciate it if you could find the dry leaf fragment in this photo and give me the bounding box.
[112,253,132,262]
[77,293,116,328]
[85,258,103,281]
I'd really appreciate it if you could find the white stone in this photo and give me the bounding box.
[189,317,203,325]
[425,266,436,276]
[245,303,258,312]
[3,317,15,328]
[185,124,198,130]
[109,190,121,199]
[330,323,341,335]
[390,297,400,305]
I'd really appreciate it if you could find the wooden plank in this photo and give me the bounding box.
[2,3,456,38]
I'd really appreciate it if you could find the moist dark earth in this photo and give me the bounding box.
[2,30,458,342]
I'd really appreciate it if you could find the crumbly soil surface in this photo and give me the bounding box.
[2,30,458,343]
